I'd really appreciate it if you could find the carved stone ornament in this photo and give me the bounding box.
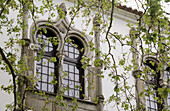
[93,14,100,26]
[58,3,67,16]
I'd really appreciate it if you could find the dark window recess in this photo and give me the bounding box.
[165,69,170,110]
[36,30,58,93]
[63,40,84,99]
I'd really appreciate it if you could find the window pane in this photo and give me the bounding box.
[75,75,79,82]
[69,89,74,96]
[48,75,53,83]
[43,58,48,66]
[64,45,68,51]
[75,90,79,98]
[64,90,68,95]
[48,84,54,92]
[75,49,79,54]
[69,53,74,58]
[36,65,41,72]
[36,60,41,65]
[44,45,48,52]
[69,73,74,80]
[69,65,74,72]
[75,67,79,73]
[75,54,79,58]
[63,63,68,71]
[37,82,41,90]
[69,47,74,52]
[42,83,47,91]
[49,68,54,75]
[63,79,68,86]
[42,66,48,74]
[69,81,74,88]
[49,62,54,68]
[42,75,47,82]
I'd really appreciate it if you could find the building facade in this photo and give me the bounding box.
[0,0,169,111]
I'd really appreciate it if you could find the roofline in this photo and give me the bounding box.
[117,4,143,16]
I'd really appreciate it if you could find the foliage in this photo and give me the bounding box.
[0,0,169,111]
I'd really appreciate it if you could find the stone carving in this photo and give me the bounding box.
[58,23,66,34]
[58,3,67,16]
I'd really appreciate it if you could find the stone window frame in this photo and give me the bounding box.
[29,18,93,100]
[143,56,170,110]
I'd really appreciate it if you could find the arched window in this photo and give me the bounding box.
[144,59,163,111]
[36,29,59,93]
[63,37,84,99]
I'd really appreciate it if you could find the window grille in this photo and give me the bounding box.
[35,30,84,99]
[36,30,58,93]
[63,41,84,99]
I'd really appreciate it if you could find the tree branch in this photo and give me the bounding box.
[0,47,17,110]
[0,0,11,17]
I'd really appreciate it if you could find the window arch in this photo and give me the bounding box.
[62,37,84,99]
[35,29,86,99]
[36,29,59,93]
[144,58,164,111]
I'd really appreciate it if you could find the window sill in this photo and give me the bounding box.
[28,90,97,105]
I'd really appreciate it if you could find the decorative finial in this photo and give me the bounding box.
[93,14,100,26]
[58,3,67,17]
[130,27,137,38]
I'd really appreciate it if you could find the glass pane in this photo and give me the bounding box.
[75,54,79,58]
[75,67,79,73]
[42,35,46,39]
[42,66,48,74]
[49,47,53,52]
[44,45,48,52]
[69,53,74,58]
[37,82,41,90]
[69,89,74,96]
[69,65,74,72]
[36,60,41,64]
[36,65,41,72]
[75,82,80,90]
[63,64,68,71]
[151,101,154,108]
[75,49,79,54]
[48,75,53,83]
[63,72,68,79]
[75,75,79,82]
[64,45,68,51]
[42,83,47,91]
[43,58,48,66]
[75,90,79,98]
[49,62,54,68]
[66,51,69,56]
[48,84,54,92]
[69,81,74,88]
[49,42,53,47]
[69,73,74,80]
[64,90,68,95]
[49,68,54,75]
[69,47,74,52]
[63,79,68,86]
[42,75,47,82]
[36,73,41,81]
